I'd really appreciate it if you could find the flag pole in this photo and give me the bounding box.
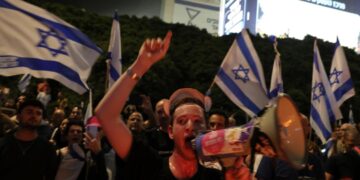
[206,79,216,96]
[105,59,110,93]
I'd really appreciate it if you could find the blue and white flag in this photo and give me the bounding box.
[17,73,32,93]
[0,0,102,94]
[310,40,343,143]
[269,54,283,104]
[214,29,269,117]
[329,38,355,107]
[83,89,93,124]
[106,11,122,89]
[269,36,283,104]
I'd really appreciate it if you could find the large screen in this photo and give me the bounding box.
[219,0,360,50]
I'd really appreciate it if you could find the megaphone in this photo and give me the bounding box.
[193,94,306,169]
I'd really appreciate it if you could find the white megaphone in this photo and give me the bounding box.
[193,94,306,169]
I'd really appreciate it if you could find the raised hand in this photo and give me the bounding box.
[136,31,172,71]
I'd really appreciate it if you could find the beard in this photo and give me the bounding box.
[18,121,40,130]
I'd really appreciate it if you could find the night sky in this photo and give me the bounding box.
[57,0,162,17]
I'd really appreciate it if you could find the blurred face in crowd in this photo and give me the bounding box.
[18,105,43,129]
[69,106,82,121]
[51,108,65,127]
[127,112,144,133]
[169,104,205,160]
[208,114,226,131]
[155,99,169,129]
[228,116,236,127]
[60,119,69,134]
[66,124,83,145]
[16,95,26,109]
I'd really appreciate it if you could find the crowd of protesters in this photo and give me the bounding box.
[0,32,360,180]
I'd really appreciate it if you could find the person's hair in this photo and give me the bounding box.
[208,109,229,127]
[63,119,84,136]
[17,99,45,116]
[169,97,204,125]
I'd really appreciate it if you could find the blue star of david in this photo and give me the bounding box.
[37,28,68,57]
[232,64,250,83]
[312,82,325,103]
[329,68,343,86]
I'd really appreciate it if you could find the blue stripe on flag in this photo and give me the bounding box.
[314,51,320,72]
[218,68,261,115]
[109,64,120,81]
[334,79,354,101]
[0,56,87,89]
[0,0,102,53]
[314,51,336,124]
[269,88,279,99]
[323,92,337,124]
[236,34,262,86]
[310,104,332,140]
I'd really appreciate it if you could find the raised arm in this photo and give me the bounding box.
[94,31,172,159]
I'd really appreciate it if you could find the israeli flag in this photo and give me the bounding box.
[329,38,355,107]
[310,40,342,143]
[214,29,269,117]
[0,0,102,94]
[269,36,283,102]
[83,89,93,124]
[106,11,122,89]
[17,73,32,93]
[269,54,283,104]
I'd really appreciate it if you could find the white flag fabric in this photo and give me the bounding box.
[310,40,343,143]
[107,11,122,89]
[329,38,355,106]
[83,89,93,125]
[214,29,269,117]
[17,73,32,93]
[0,0,102,94]
[269,53,283,104]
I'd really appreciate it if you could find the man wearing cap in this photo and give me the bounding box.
[95,31,251,180]
[0,100,57,180]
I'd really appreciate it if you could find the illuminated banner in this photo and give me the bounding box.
[173,0,219,35]
[219,0,360,49]
[300,0,360,15]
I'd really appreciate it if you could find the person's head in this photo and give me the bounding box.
[208,110,228,131]
[166,88,207,160]
[126,111,144,133]
[60,118,69,134]
[123,104,137,120]
[51,108,65,127]
[155,99,170,130]
[69,106,83,121]
[17,100,44,130]
[228,116,237,127]
[339,123,352,138]
[64,120,84,145]
[16,94,27,109]
[341,124,360,151]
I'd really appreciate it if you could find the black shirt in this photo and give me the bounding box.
[326,149,360,179]
[0,133,57,180]
[120,139,222,180]
[146,128,174,157]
